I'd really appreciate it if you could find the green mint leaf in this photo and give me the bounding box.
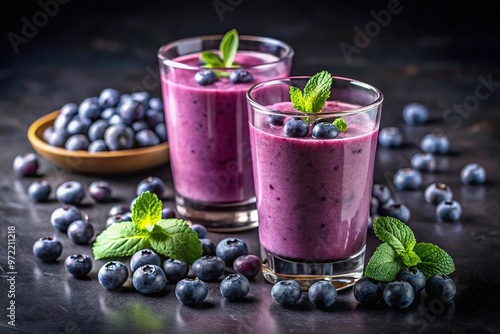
[373,216,416,256]
[219,28,239,67]
[199,51,224,68]
[289,86,306,111]
[303,70,332,112]
[401,249,421,268]
[365,242,406,282]
[92,221,151,260]
[149,219,203,264]
[333,118,347,131]
[414,242,455,278]
[131,191,162,232]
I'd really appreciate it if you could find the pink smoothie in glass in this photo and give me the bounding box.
[162,52,290,204]
[250,101,379,261]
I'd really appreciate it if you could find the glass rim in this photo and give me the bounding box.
[246,75,384,117]
[157,34,294,71]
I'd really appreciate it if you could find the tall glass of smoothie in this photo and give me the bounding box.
[247,75,383,290]
[157,32,293,231]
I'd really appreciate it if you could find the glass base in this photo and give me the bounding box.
[261,246,365,291]
[175,194,258,232]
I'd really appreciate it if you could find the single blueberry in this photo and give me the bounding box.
[13,153,40,177]
[145,109,165,129]
[200,238,216,256]
[420,132,450,154]
[161,207,176,219]
[131,120,150,133]
[66,116,92,135]
[162,258,189,283]
[191,224,207,238]
[98,88,121,108]
[56,180,85,205]
[132,264,167,294]
[88,139,108,152]
[104,124,135,151]
[284,117,309,137]
[424,182,453,205]
[220,273,250,300]
[191,255,226,282]
[372,184,392,205]
[425,275,456,303]
[402,102,429,125]
[379,203,411,223]
[108,204,131,217]
[131,91,150,107]
[108,113,125,125]
[64,254,93,277]
[229,69,253,84]
[436,200,462,222]
[383,281,415,309]
[393,168,422,190]
[271,280,302,306]
[308,280,337,308]
[312,122,339,139]
[117,99,145,125]
[136,176,166,198]
[98,261,129,290]
[410,152,437,172]
[233,254,262,279]
[130,249,162,273]
[78,96,102,121]
[67,220,95,244]
[27,180,51,202]
[460,163,487,185]
[46,128,70,148]
[50,205,85,232]
[65,134,90,151]
[175,278,208,306]
[88,119,109,142]
[33,237,63,261]
[378,127,404,148]
[268,114,285,126]
[397,268,426,294]
[53,113,73,132]
[105,213,132,228]
[353,277,383,305]
[148,97,164,111]
[135,129,160,148]
[154,123,168,142]
[100,107,116,120]
[60,102,78,118]
[195,70,218,85]
[215,238,249,265]
[88,180,113,203]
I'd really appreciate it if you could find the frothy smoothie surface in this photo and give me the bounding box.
[250,101,379,261]
[162,51,288,204]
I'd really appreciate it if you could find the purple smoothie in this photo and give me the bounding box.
[162,52,290,204]
[250,101,379,261]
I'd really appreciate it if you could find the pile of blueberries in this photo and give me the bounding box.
[42,88,167,152]
[373,102,487,224]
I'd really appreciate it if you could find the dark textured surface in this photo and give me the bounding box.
[1,1,500,333]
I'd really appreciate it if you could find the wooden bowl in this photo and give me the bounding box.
[27,110,169,175]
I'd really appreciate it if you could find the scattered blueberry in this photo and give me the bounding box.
[393,168,422,190]
[410,152,437,172]
[220,273,250,300]
[64,254,93,277]
[271,280,302,306]
[372,184,392,205]
[195,70,218,85]
[104,124,135,151]
[88,180,112,203]
[370,196,380,216]
[67,220,95,244]
[108,204,131,217]
[353,277,383,305]
[460,163,487,185]
[425,275,456,303]
[378,127,404,148]
[200,238,216,256]
[216,238,249,265]
[105,213,132,228]
[98,261,129,290]
[424,182,453,205]
[13,153,40,177]
[379,203,411,223]
[229,69,253,84]
[132,264,167,294]
[383,281,415,309]
[161,207,176,219]
[420,132,450,154]
[233,255,262,279]
[162,258,189,283]
[284,117,309,137]
[130,249,162,273]
[191,255,226,282]
[268,114,285,126]
[396,268,426,294]
[312,122,339,139]
[402,102,429,125]
[50,205,85,232]
[175,278,209,306]
[136,176,166,198]
[308,281,337,308]
[27,180,51,202]
[191,224,207,238]
[436,200,462,222]
[56,180,85,205]
[33,237,63,261]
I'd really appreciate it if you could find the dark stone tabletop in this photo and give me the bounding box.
[1,1,499,333]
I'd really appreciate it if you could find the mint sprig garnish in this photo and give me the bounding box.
[200,28,239,69]
[365,216,455,281]
[92,191,202,264]
[289,70,347,130]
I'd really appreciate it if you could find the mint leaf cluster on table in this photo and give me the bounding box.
[195,29,253,85]
[365,216,455,282]
[278,70,347,139]
[92,191,202,264]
